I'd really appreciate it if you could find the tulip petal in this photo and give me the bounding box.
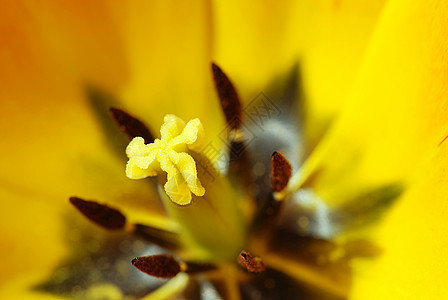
[293,0,448,209]
[286,0,448,297]
[0,0,168,222]
[0,272,66,300]
[119,1,225,142]
[343,1,448,297]
[0,188,67,285]
[298,0,387,144]
[18,0,128,91]
[350,142,448,299]
[212,0,300,102]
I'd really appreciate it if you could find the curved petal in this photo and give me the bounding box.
[0,272,66,300]
[19,0,128,92]
[0,4,171,293]
[0,1,168,223]
[350,146,448,298]
[298,0,387,143]
[0,188,68,286]
[212,0,300,102]
[333,0,448,298]
[292,0,448,209]
[119,1,225,140]
[284,0,448,297]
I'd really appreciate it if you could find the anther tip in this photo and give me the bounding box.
[131,255,181,278]
[108,106,154,143]
[211,62,219,71]
[271,152,292,192]
[238,250,266,273]
[69,196,126,230]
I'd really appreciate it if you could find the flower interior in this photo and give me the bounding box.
[35,63,398,300]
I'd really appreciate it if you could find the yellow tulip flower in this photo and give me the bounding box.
[1,0,446,299]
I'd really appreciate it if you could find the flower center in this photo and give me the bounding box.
[125,114,205,205]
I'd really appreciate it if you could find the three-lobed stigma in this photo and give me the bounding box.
[125,114,205,205]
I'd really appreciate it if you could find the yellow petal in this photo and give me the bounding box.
[0,0,166,219]
[287,0,448,297]
[119,1,224,141]
[0,272,66,300]
[0,3,172,292]
[18,0,128,91]
[0,188,67,285]
[213,0,300,101]
[292,0,448,208]
[351,141,448,299]
[1,2,173,229]
[345,1,448,298]
[298,0,387,144]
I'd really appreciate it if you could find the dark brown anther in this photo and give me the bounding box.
[109,107,154,143]
[132,255,181,278]
[69,197,126,230]
[271,151,292,192]
[211,63,242,129]
[238,250,266,273]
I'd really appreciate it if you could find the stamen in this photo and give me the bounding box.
[69,197,126,230]
[271,152,292,193]
[211,63,254,197]
[70,196,183,249]
[237,250,266,273]
[211,63,242,129]
[182,261,217,274]
[228,141,253,190]
[110,107,154,143]
[133,224,181,251]
[131,255,181,278]
[125,114,205,205]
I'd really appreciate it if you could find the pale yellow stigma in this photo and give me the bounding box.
[125,114,205,205]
